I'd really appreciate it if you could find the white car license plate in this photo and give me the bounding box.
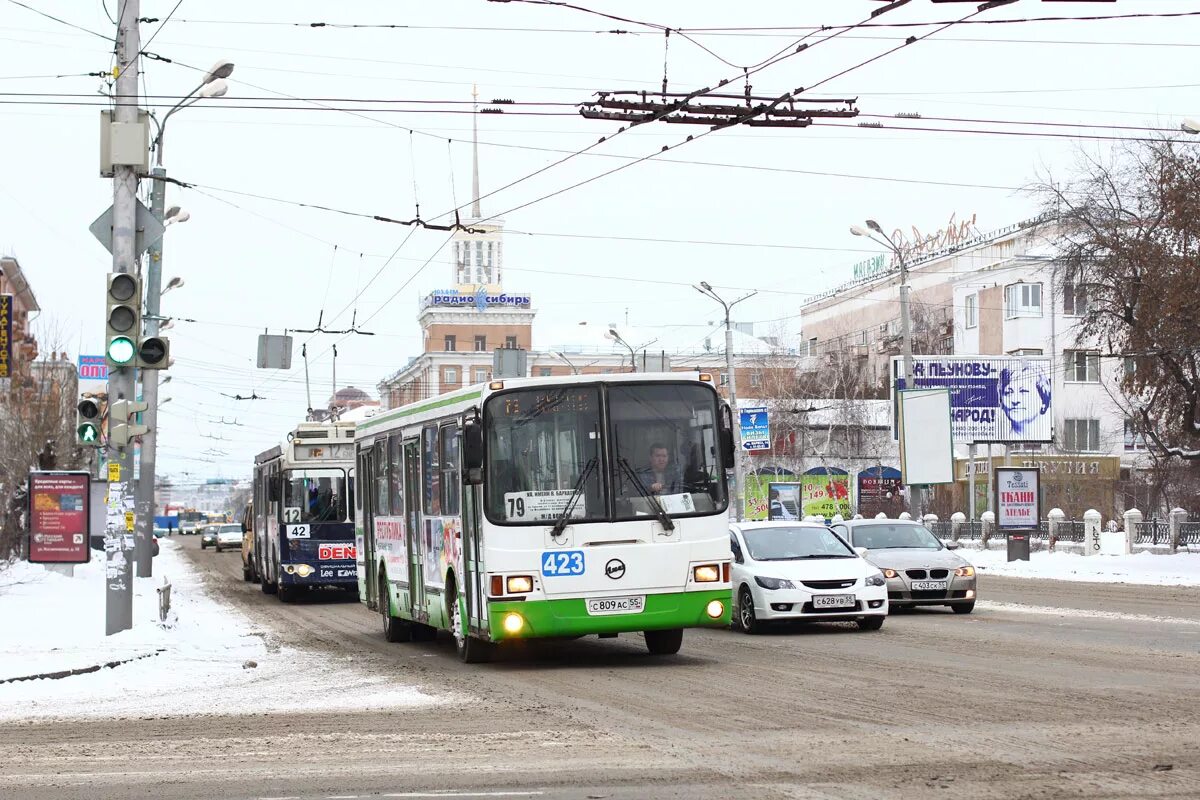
[911,581,947,590]
[586,596,645,616]
[812,594,855,609]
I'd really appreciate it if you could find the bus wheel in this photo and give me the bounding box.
[380,574,411,643]
[452,590,491,664]
[644,628,683,655]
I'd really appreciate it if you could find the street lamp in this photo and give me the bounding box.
[693,282,757,522]
[554,351,580,375]
[1181,118,1200,135]
[161,276,184,296]
[606,328,637,372]
[850,218,919,514]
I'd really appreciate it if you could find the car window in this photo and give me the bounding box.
[729,533,744,564]
[852,523,942,550]
[220,525,242,533]
[741,526,856,561]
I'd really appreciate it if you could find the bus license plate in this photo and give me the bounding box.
[812,594,855,609]
[586,596,645,616]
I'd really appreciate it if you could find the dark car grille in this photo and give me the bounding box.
[801,579,856,590]
[905,569,927,579]
[930,569,949,579]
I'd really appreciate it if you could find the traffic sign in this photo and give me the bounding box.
[739,406,770,452]
[89,200,164,257]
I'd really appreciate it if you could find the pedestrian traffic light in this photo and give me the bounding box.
[76,397,102,446]
[106,273,141,367]
[136,335,170,369]
[109,399,149,448]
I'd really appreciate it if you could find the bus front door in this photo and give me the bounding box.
[360,451,376,608]
[462,482,487,636]
[403,439,425,622]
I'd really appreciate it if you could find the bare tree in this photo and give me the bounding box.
[1037,139,1200,461]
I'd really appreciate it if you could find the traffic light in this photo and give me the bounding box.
[106,274,141,367]
[109,399,149,448]
[136,335,170,369]
[76,397,102,446]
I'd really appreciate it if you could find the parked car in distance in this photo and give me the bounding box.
[240,501,256,582]
[831,519,977,614]
[730,521,888,633]
[213,524,244,552]
[200,524,219,550]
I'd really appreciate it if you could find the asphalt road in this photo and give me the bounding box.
[3,536,1199,800]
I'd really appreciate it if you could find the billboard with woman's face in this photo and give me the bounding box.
[893,356,1053,444]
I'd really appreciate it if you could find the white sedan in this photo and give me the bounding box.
[213,524,245,552]
[730,521,889,633]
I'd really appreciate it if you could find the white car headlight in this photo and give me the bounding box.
[754,576,796,590]
[865,572,887,587]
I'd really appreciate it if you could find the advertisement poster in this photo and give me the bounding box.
[894,356,1053,444]
[801,467,852,519]
[857,466,904,518]
[767,483,801,520]
[996,467,1041,531]
[0,294,12,381]
[739,406,770,451]
[28,471,91,563]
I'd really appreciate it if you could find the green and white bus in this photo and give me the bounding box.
[354,372,734,662]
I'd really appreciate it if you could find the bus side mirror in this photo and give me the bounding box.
[463,419,484,485]
[720,404,735,470]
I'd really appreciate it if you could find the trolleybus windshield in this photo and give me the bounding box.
[284,468,349,524]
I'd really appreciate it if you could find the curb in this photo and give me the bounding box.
[0,648,166,685]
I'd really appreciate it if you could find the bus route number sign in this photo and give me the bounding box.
[541,550,585,577]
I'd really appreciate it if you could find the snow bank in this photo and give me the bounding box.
[964,547,1200,587]
[0,540,450,721]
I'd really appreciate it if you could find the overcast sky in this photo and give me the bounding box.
[2,0,1199,484]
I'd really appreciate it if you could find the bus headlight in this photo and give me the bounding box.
[294,564,315,577]
[503,612,525,634]
[705,600,725,619]
[693,564,720,583]
[506,575,533,594]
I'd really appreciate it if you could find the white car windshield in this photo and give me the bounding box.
[219,525,241,533]
[742,526,856,561]
[852,523,942,550]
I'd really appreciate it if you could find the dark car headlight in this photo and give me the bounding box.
[754,576,796,590]
[865,572,887,587]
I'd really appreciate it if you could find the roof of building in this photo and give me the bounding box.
[0,256,41,312]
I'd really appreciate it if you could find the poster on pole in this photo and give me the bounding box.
[897,389,955,486]
[739,406,770,451]
[995,467,1041,531]
[28,471,91,563]
[893,355,1053,443]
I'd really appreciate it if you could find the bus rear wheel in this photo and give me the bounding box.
[380,574,411,643]
[644,628,683,655]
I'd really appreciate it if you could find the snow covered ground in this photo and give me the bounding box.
[0,539,451,721]
[963,547,1200,587]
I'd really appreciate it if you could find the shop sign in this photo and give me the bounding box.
[423,288,531,311]
[0,294,11,380]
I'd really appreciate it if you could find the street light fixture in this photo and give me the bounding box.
[693,282,757,522]
[554,351,580,375]
[606,328,637,372]
[161,276,184,296]
[1181,118,1200,135]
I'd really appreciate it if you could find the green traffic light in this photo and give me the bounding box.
[108,336,136,364]
[77,422,100,444]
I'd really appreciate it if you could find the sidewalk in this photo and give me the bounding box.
[958,545,1200,587]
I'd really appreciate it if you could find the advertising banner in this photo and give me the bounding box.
[894,355,1053,443]
[739,406,770,451]
[28,471,92,563]
[0,294,12,380]
[78,354,108,382]
[857,466,904,518]
[995,467,1041,531]
[767,482,801,520]
[801,467,852,519]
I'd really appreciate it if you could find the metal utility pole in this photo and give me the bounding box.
[851,219,920,517]
[106,0,140,634]
[694,282,756,522]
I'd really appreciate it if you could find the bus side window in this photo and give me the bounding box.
[373,439,388,519]
[423,425,441,516]
[440,424,460,516]
[388,434,403,517]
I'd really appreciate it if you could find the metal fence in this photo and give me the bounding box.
[1182,522,1200,546]
[923,516,1200,547]
[1134,520,1170,545]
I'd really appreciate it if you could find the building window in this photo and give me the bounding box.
[806,337,817,357]
[474,335,487,352]
[1064,350,1100,382]
[475,241,485,284]
[443,367,458,384]
[1063,280,1088,316]
[964,293,978,329]
[719,372,729,386]
[1063,418,1101,452]
[472,367,489,383]
[538,367,552,377]
[505,335,518,349]
[1004,282,1042,319]
[1124,417,1145,451]
[750,372,762,388]
[444,334,456,352]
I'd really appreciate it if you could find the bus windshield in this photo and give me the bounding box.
[610,383,726,519]
[284,468,349,523]
[484,382,727,525]
[485,386,606,524]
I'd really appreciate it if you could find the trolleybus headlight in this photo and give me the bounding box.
[503,612,525,633]
[693,564,720,583]
[705,600,725,619]
[506,575,534,594]
[294,564,315,577]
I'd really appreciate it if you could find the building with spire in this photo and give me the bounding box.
[377,92,535,408]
